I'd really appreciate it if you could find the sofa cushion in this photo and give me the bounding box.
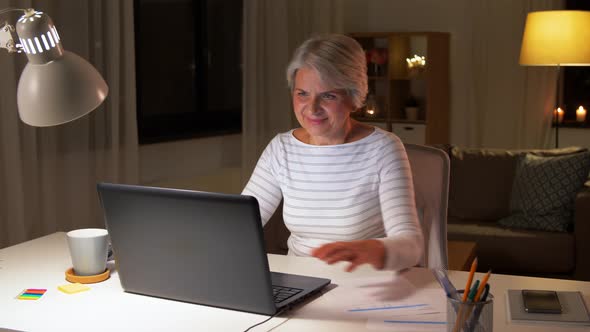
[448,148,519,221]
[448,146,588,221]
[448,218,575,274]
[499,152,590,232]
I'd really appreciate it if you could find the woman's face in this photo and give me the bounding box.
[292,67,356,144]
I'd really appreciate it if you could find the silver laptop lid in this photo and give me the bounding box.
[97,182,277,314]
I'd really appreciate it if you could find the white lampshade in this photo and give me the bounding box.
[15,9,108,127]
[520,10,590,66]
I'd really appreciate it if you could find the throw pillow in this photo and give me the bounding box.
[498,151,590,232]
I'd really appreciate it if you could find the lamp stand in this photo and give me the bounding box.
[554,65,562,149]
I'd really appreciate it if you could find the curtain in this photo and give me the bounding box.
[463,0,564,149]
[241,0,343,184]
[0,0,138,248]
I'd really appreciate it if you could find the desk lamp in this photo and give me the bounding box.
[0,7,108,126]
[519,10,590,148]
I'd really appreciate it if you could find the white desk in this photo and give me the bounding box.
[1,232,589,331]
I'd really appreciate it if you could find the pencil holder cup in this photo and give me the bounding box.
[447,290,493,332]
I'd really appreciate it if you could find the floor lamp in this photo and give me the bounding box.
[519,10,590,148]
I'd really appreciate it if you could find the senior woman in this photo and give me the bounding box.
[242,34,423,272]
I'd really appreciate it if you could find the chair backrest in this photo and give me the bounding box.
[404,144,450,270]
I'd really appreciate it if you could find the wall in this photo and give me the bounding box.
[552,128,590,149]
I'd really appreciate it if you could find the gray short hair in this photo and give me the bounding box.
[286,34,368,109]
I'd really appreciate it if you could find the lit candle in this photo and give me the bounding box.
[576,106,587,123]
[555,107,564,123]
[365,108,375,117]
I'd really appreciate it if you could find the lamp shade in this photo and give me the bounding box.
[17,51,108,126]
[15,9,108,127]
[519,10,590,66]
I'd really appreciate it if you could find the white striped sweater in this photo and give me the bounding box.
[242,127,424,270]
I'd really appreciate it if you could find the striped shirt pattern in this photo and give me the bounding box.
[242,127,423,270]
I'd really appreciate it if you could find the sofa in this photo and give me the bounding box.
[444,145,590,281]
[262,145,590,281]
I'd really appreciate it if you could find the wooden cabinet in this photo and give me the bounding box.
[350,32,450,144]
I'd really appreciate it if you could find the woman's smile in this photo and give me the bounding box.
[306,117,326,126]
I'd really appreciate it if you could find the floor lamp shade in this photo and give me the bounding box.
[15,9,108,127]
[519,10,590,66]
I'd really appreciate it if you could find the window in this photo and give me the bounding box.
[134,0,243,144]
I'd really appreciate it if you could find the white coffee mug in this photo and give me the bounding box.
[66,228,109,276]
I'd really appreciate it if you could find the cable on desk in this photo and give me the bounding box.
[243,308,286,332]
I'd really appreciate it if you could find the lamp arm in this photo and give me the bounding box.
[0,22,21,53]
[0,8,28,53]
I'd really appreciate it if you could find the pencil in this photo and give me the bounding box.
[462,257,478,302]
[473,270,491,302]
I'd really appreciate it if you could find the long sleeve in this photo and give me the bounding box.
[242,138,283,226]
[376,137,424,270]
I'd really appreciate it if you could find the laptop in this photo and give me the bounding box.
[97,182,330,315]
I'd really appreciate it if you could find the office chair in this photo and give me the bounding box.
[404,144,450,270]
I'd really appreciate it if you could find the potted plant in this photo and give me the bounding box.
[405,95,419,121]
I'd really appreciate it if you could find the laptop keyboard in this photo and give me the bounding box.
[272,285,303,303]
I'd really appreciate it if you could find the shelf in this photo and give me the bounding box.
[349,31,450,144]
[552,122,590,129]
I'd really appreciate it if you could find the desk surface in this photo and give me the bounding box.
[1,232,589,331]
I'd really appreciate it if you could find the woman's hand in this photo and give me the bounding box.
[311,239,386,272]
